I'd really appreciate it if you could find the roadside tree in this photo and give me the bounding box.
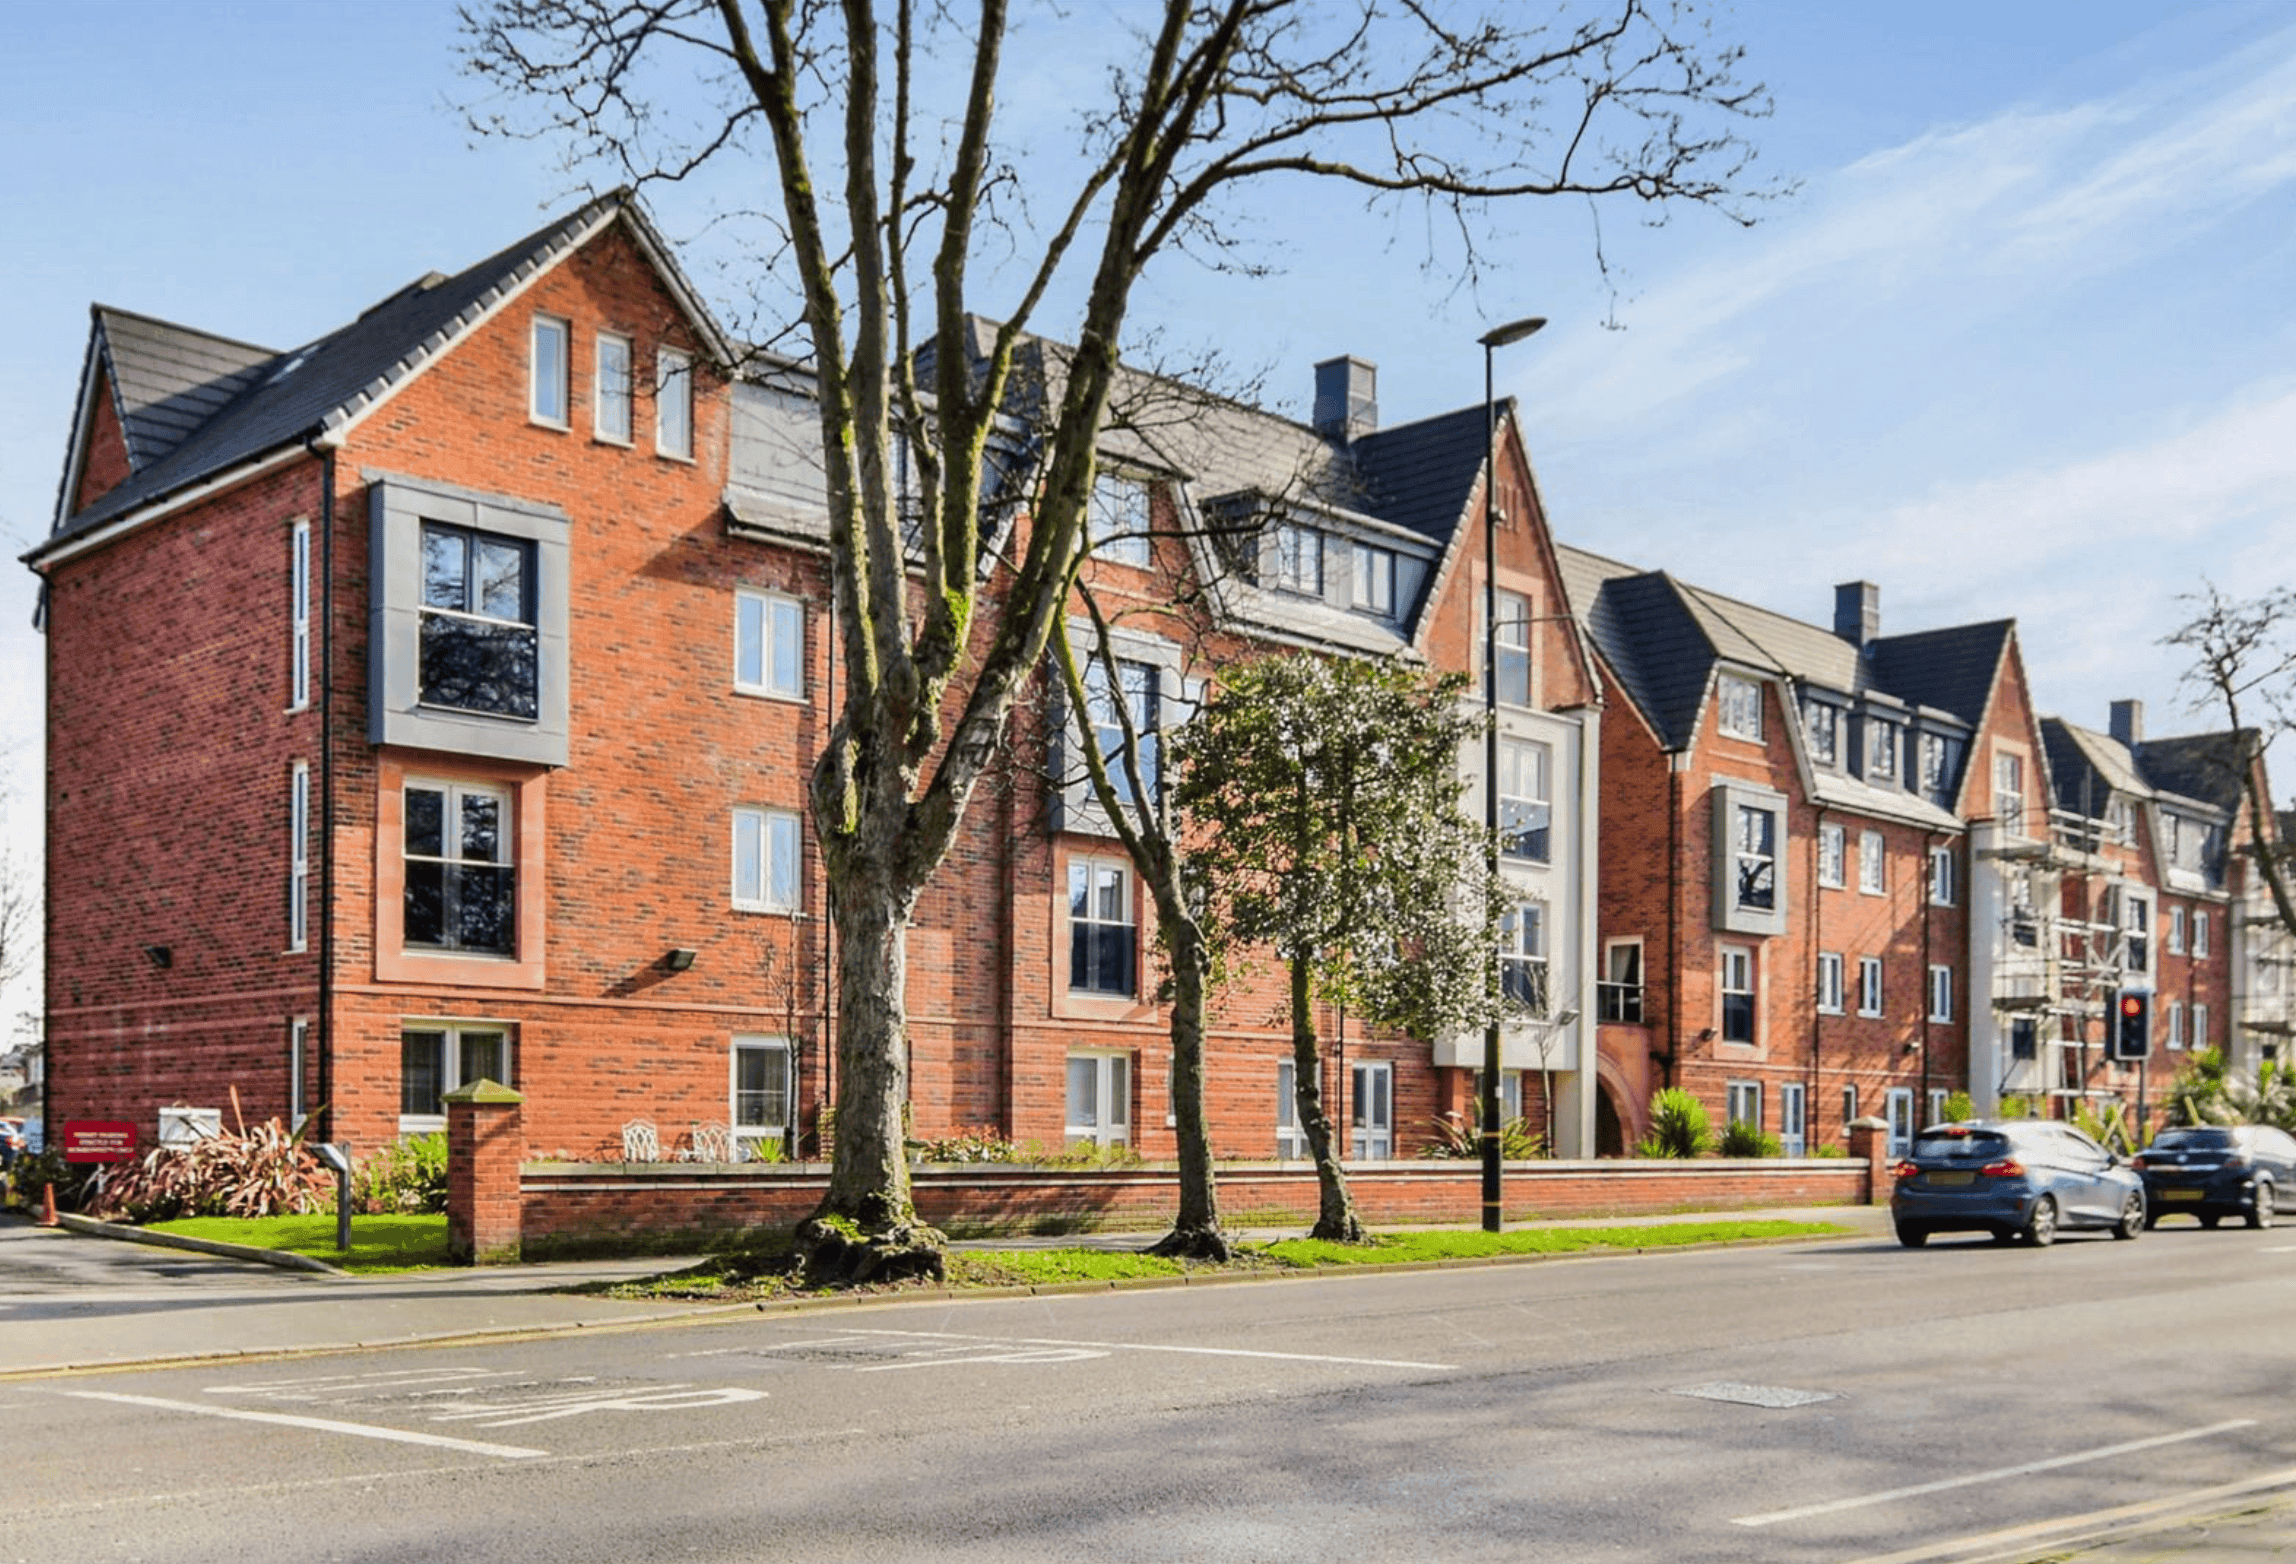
[464,0,1777,1277]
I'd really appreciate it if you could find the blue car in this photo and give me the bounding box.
[1891,1119,2145,1247]
[2134,1124,2296,1230]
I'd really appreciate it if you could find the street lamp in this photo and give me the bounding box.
[1479,315,1545,1234]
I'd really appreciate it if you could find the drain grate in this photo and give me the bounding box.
[1671,1380,1839,1409]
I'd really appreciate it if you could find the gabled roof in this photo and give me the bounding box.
[1559,545,2014,754]
[38,191,732,561]
[2134,731,2253,816]
[2040,720,2250,820]
[1349,403,1489,546]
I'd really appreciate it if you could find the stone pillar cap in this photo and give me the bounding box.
[441,1079,525,1106]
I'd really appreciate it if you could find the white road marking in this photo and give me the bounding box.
[63,1390,547,1460]
[2258,1245,2296,1253]
[423,1384,768,1426]
[829,1326,1458,1371]
[1732,1419,2256,1527]
[1838,1462,2296,1564]
[858,1347,1109,1372]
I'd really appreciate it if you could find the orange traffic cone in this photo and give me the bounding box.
[37,1182,57,1227]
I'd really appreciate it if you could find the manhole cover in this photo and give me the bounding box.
[1671,1381,1839,1408]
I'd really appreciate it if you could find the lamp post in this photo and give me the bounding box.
[1479,315,1545,1234]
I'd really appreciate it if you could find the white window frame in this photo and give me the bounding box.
[289,761,310,953]
[1919,733,1950,799]
[1717,673,1762,741]
[2166,999,2185,1051]
[289,518,311,711]
[1086,472,1152,567]
[735,588,805,700]
[1720,944,1756,1043]
[1499,900,1549,1016]
[2194,1001,2209,1049]
[400,1023,512,1131]
[732,806,802,913]
[1926,1087,1950,1128]
[1842,1084,1859,1128]
[1350,541,1396,615]
[594,332,633,444]
[1084,656,1161,810]
[2168,906,2186,955]
[1816,951,1845,1015]
[1859,829,1886,895]
[731,1035,794,1154]
[1498,737,1552,864]
[1350,1060,1394,1160]
[1803,700,1837,766]
[1780,1082,1807,1157]
[1068,857,1137,997]
[1493,588,1532,707]
[2121,887,2152,975]
[1726,1079,1761,1131]
[530,314,570,427]
[1929,845,1956,906]
[1065,1049,1132,1147]
[1994,751,2026,837]
[1275,1059,1311,1160]
[1858,955,1884,1018]
[1886,1087,1915,1157]
[1818,823,1846,889]
[1273,521,1324,596]
[288,1017,310,1129]
[1928,963,1953,1023]
[1734,802,1778,913]
[656,346,694,460]
[2195,910,2212,957]
[1867,719,1899,780]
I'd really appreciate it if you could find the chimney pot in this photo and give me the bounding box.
[1313,356,1378,444]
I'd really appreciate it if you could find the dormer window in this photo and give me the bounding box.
[1273,522,1324,595]
[1087,473,1151,567]
[1803,700,1838,765]
[1866,719,1900,780]
[1717,674,1762,742]
[1919,732,1951,801]
[1350,542,1396,616]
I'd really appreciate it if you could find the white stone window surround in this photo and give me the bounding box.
[1709,779,1790,937]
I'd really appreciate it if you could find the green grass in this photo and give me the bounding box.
[594,1217,1847,1302]
[149,1213,451,1273]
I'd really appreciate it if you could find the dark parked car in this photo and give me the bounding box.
[1891,1119,2145,1247]
[2134,1124,2296,1229]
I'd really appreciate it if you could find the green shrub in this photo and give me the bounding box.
[1637,1087,1712,1158]
[1941,1091,1974,1124]
[1717,1119,1781,1158]
[910,1126,1020,1164]
[353,1133,449,1214]
[1419,1112,1543,1160]
[85,1118,331,1223]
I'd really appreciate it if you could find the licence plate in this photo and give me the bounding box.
[1927,1171,1974,1187]
[2161,1189,2202,1201]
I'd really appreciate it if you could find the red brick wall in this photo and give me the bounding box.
[513,1158,1873,1258]
[73,371,134,513]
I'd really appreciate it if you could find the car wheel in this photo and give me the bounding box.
[1895,1223,1930,1248]
[2114,1191,2144,1240]
[2021,1195,2058,1247]
[2200,1212,2222,1230]
[2250,1184,2276,1231]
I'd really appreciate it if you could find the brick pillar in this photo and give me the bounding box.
[445,1080,526,1265]
[1847,1115,1892,1206]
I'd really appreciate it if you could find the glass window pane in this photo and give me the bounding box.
[422,527,466,611]
[476,540,528,622]
[1066,1057,1097,1127]
[1108,1057,1130,1128]
[770,599,802,695]
[406,787,445,857]
[461,1031,507,1089]
[459,792,503,864]
[402,1032,445,1117]
[768,814,800,908]
[734,811,762,905]
[736,594,764,687]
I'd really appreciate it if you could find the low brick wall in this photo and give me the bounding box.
[516,1157,1873,1259]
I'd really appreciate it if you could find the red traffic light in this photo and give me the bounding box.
[2120,993,2144,1019]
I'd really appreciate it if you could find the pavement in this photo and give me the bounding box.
[4,1202,2292,1563]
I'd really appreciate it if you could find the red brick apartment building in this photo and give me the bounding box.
[32,192,1605,1165]
[1556,559,2050,1156]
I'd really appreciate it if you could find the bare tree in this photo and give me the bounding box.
[2166,583,2296,944]
[464,0,1777,1278]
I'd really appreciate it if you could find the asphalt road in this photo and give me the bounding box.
[2,1222,2290,1563]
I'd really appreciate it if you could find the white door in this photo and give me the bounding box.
[1886,1088,1915,1157]
[1780,1083,1806,1158]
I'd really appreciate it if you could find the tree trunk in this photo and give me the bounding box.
[796,841,947,1285]
[1290,955,1363,1243]
[1149,917,1228,1261]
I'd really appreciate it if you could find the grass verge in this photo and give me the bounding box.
[595,1218,1848,1303]
[149,1213,451,1273]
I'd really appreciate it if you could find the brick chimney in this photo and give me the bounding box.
[1834,581,1880,648]
[2110,699,2144,748]
[1313,356,1378,445]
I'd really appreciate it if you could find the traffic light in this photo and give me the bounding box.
[2110,989,2152,1062]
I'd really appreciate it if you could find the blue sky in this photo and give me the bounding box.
[2,1,2292,1033]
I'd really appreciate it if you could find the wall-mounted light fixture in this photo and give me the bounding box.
[663,948,699,972]
[144,945,173,970]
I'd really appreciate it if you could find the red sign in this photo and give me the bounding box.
[64,1121,138,1164]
